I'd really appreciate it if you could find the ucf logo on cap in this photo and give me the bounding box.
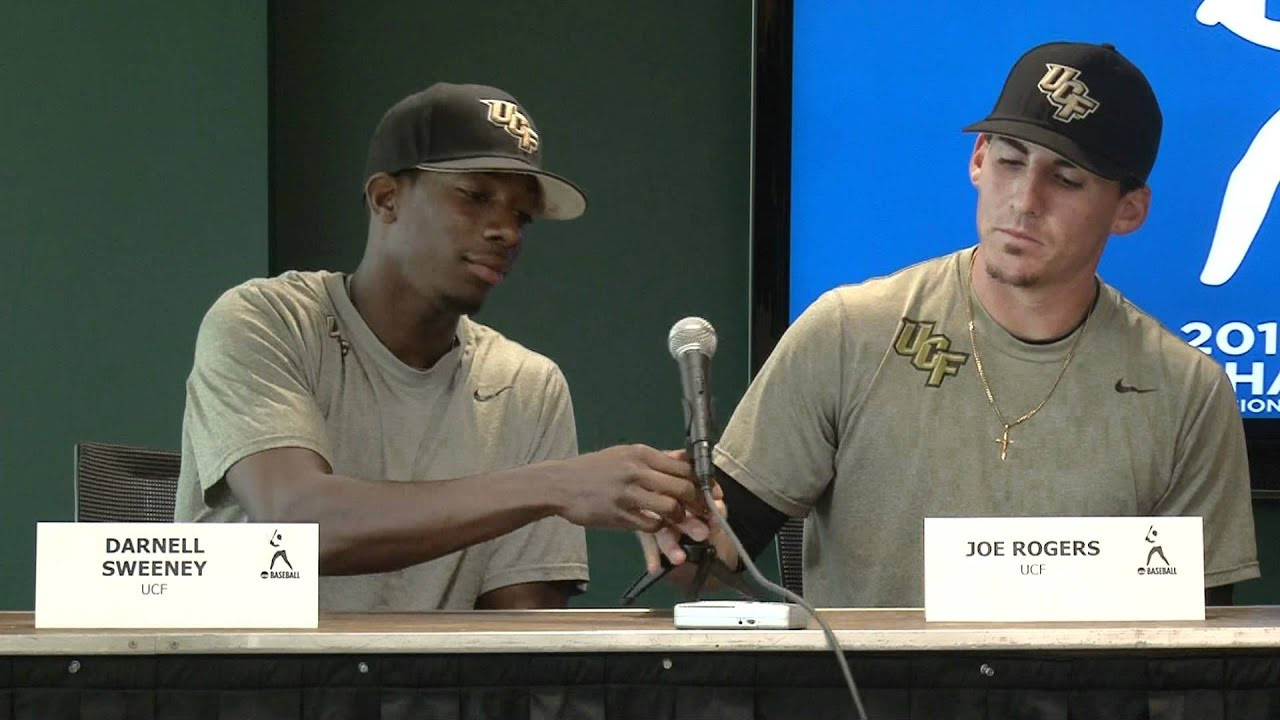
[1037,63,1100,123]
[479,99,540,154]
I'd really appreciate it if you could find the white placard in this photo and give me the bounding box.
[924,517,1204,622]
[35,522,318,629]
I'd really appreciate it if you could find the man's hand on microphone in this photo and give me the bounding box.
[635,463,734,578]
[547,444,711,538]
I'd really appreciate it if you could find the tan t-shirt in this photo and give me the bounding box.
[715,248,1259,607]
[175,270,588,611]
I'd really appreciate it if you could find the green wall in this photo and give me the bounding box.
[0,3,267,608]
[269,1,763,606]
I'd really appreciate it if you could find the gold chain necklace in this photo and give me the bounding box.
[965,254,1092,461]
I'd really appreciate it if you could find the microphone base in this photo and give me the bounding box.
[619,538,770,606]
[673,600,808,629]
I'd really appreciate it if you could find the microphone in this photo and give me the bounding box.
[668,317,717,489]
[653,318,868,717]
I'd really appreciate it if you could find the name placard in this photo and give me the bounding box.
[35,522,318,629]
[924,517,1204,622]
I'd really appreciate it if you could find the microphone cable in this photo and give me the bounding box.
[696,478,869,720]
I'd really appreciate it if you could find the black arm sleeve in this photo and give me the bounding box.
[717,466,791,566]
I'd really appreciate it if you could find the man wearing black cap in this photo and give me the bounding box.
[643,42,1259,607]
[175,83,710,611]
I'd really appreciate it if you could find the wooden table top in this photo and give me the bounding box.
[3,606,1280,656]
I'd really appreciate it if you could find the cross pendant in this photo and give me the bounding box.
[995,424,1013,461]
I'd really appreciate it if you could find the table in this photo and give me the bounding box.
[3,607,1280,719]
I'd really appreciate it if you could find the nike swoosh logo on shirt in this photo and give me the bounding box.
[474,386,514,401]
[1114,379,1157,394]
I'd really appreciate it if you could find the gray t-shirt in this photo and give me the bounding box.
[715,248,1259,607]
[175,270,588,611]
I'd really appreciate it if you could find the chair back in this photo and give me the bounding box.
[74,442,180,522]
[776,516,805,597]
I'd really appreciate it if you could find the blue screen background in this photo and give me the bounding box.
[790,1,1280,417]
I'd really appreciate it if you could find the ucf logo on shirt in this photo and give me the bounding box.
[893,317,969,387]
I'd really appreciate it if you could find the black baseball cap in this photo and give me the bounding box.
[364,82,587,220]
[964,42,1163,186]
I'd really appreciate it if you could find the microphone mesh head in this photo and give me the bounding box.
[668,317,717,359]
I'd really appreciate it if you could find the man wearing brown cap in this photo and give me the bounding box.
[642,42,1259,608]
[176,83,709,611]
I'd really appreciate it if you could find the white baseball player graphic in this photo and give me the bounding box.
[1196,0,1280,285]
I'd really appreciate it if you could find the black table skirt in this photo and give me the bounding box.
[4,650,1280,720]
